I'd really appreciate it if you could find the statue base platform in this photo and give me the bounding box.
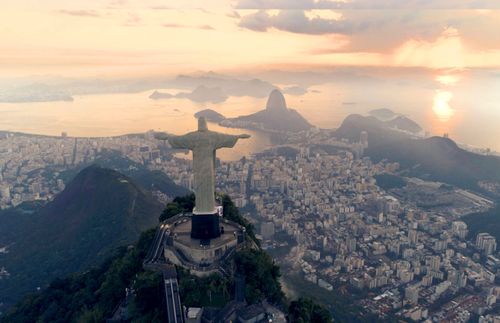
[161,214,246,277]
[191,213,221,239]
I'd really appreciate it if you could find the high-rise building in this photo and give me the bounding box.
[0,184,11,201]
[239,179,246,195]
[452,221,468,240]
[405,285,419,305]
[427,255,441,272]
[261,222,275,240]
[422,275,433,287]
[476,233,497,255]
[448,269,459,286]
[347,237,357,252]
[360,131,368,148]
[408,229,419,245]
[434,239,448,252]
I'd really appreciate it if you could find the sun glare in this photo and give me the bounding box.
[435,74,461,86]
[432,90,454,121]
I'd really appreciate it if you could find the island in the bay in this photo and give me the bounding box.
[220,89,312,133]
[194,108,226,123]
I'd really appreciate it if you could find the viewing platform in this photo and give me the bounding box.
[146,213,246,277]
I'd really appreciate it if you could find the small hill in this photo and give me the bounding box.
[149,90,173,100]
[221,89,312,132]
[335,114,389,146]
[335,114,500,190]
[368,109,422,133]
[0,165,163,307]
[194,109,226,122]
[386,116,422,133]
[369,108,397,120]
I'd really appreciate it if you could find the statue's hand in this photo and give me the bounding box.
[238,134,251,139]
[154,132,170,141]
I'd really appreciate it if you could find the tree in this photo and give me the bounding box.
[1,230,157,323]
[159,194,195,221]
[289,298,333,323]
[221,194,258,244]
[234,249,285,305]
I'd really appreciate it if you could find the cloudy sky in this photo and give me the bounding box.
[2,0,500,77]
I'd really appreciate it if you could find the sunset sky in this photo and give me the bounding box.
[2,0,500,78]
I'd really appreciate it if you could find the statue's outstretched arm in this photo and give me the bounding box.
[154,132,169,141]
[154,132,193,149]
[214,133,251,149]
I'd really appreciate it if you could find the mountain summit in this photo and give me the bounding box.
[266,89,288,112]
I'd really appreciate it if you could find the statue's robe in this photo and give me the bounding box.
[169,131,240,214]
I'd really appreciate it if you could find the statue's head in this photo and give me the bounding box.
[198,117,208,131]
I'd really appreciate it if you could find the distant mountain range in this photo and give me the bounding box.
[149,85,228,103]
[335,114,500,191]
[221,89,312,133]
[0,165,165,307]
[0,83,74,103]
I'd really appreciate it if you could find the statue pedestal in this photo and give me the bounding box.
[161,214,245,277]
[191,213,221,239]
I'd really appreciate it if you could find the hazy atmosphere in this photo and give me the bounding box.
[2,1,500,153]
[1,1,500,322]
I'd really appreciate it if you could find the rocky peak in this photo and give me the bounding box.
[266,89,288,112]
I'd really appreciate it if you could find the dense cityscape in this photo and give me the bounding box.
[0,128,499,322]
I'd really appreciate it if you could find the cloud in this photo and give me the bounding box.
[227,11,241,19]
[282,85,308,95]
[162,23,184,28]
[150,5,172,10]
[238,9,500,54]
[238,10,353,34]
[393,27,466,68]
[107,0,127,8]
[199,24,215,30]
[344,0,500,9]
[57,10,101,17]
[197,8,213,14]
[306,10,500,54]
[123,13,142,27]
[235,0,342,9]
[162,23,215,30]
[235,0,500,9]
[109,0,127,6]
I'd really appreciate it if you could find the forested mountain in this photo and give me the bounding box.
[0,166,164,307]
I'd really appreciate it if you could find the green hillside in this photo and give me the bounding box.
[1,230,161,323]
[463,202,500,241]
[0,165,164,307]
[1,195,332,322]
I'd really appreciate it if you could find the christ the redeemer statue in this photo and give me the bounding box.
[155,117,250,239]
